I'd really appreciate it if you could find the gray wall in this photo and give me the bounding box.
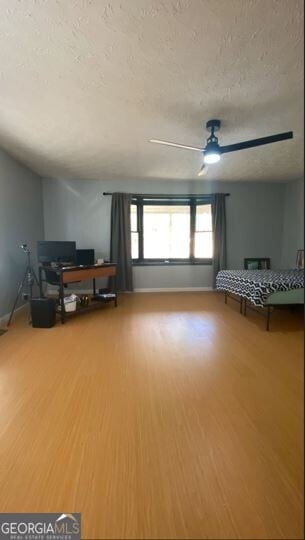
[0,149,44,318]
[281,179,304,268]
[42,177,285,289]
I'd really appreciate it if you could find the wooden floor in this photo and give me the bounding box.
[0,293,303,539]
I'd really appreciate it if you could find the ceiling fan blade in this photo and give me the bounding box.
[197,163,208,177]
[220,131,293,154]
[149,139,203,152]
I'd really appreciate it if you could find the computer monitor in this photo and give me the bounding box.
[76,249,95,266]
[37,241,76,264]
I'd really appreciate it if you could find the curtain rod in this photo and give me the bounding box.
[102,192,230,197]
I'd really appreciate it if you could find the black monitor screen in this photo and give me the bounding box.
[76,249,95,266]
[37,241,76,264]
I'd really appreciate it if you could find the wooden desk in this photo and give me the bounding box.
[39,263,117,324]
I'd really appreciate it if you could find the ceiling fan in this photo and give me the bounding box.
[149,119,293,177]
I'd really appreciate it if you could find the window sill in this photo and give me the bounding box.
[132,260,212,267]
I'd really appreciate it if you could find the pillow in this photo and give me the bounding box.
[247,261,259,270]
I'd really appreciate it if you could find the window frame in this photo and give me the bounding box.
[131,196,213,266]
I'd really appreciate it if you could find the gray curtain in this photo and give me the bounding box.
[110,193,133,292]
[212,193,227,288]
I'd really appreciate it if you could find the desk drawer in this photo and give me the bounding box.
[62,266,116,283]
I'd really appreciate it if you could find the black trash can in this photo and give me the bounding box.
[30,298,56,328]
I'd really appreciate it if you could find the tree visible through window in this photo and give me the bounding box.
[131,197,213,264]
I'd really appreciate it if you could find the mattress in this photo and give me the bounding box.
[216,269,304,307]
[265,287,304,305]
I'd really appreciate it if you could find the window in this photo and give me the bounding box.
[194,204,213,258]
[143,205,190,259]
[130,204,139,259]
[131,197,213,264]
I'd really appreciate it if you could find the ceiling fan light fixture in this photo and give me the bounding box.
[203,141,221,164]
[204,152,221,164]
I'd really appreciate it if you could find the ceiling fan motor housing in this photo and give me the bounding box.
[204,140,221,154]
[206,119,221,132]
[206,119,221,149]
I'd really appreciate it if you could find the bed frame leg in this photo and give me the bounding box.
[266,306,271,331]
[225,291,227,304]
[240,297,243,314]
[244,299,247,316]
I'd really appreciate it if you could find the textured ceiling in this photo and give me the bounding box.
[0,0,303,182]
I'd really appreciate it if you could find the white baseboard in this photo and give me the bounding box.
[0,303,27,326]
[47,287,213,294]
[133,287,213,293]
